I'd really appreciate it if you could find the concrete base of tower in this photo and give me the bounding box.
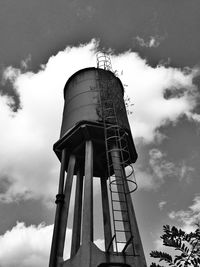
[59,242,147,267]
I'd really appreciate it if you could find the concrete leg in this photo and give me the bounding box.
[100,177,113,252]
[71,167,84,257]
[80,140,93,267]
[111,147,147,266]
[122,174,147,266]
[57,154,76,262]
[82,140,93,244]
[49,148,67,267]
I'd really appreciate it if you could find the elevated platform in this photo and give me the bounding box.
[53,121,138,177]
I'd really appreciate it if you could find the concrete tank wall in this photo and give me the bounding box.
[60,67,131,138]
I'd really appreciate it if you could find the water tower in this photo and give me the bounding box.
[49,53,147,267]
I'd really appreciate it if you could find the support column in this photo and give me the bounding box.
[111,147,147,266]
[100,177,113,252]
[49,148,67,267]
[82,140,93,244]
[123,174,147,266]
[57,154,76,262]
[80,140,93,267]
[71,167,84,257]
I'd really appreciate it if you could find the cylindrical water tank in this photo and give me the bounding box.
[60,67,131,138]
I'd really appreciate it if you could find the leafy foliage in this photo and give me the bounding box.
[150,225,200,267]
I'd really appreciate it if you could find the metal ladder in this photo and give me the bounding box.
[100,91,137,256]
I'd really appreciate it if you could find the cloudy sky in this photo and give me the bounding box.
[0,0,200,266]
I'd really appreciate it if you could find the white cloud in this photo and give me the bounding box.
[158,201,167,210]
[135,148,177,190]
[112,53,199,142]
[135,35,165,48]
[178,161,194,184]
[186,111,200,122]
[168,196,200,232]
[0,222,52,267]
[0,39,199,202]
[20,54,32,71]
[149,149,176,180]
[135,169,156,190]
[0,222,72,267]
[154,238,164,250]
[135,148,194,190]
[0,221,109,267]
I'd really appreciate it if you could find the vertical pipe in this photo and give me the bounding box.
[100,177,113,252]
[70,167,84,257]
[82,140,93,244]
[49,148,67,267]
[57,154,76,262]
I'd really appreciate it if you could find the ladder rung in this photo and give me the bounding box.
[110,193,126,197]
[111,192,122,196]
[107,136,120,140]
[113,209,128,212]
[110,182,124,186]
[110,187,125,191]
[111,182,124,185]
[111,190,125,194]
[113,199,126,204]
[110,184,125,187]
[106,125,118,130]
[105,116,116,119]
[110,178,124,181]
[107,149,121,154]
[111,188,122,192]
[112,200,126,203]
[114,219,129,222]
[115,230,131,233]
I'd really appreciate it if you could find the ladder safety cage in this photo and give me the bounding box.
[96,52,113,72]
[96,65,138,256]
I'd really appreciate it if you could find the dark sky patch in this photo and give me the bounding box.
[0,79,21,112]
[0,199,54,235]
[163,87,186,100]
[0,175,12,194]
[0,0,199,72]
[159,116,200,163]
[192,74,200,114]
